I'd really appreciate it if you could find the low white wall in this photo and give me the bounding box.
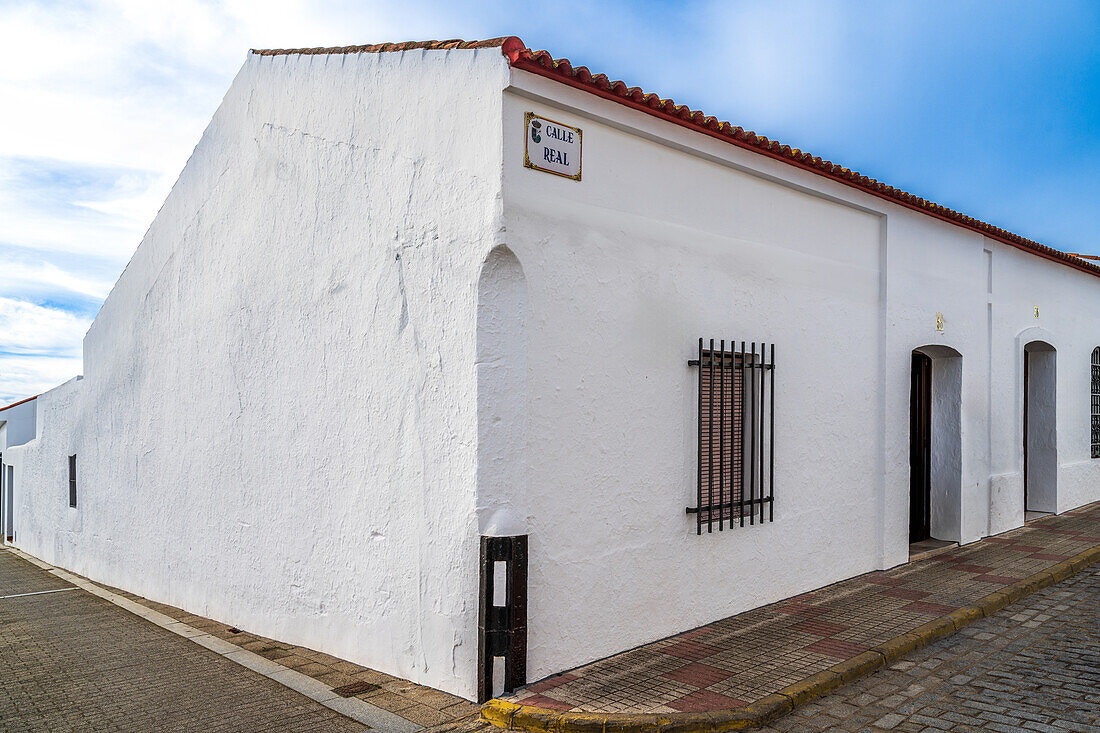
[0,399,38,449]
[4,379,81,552]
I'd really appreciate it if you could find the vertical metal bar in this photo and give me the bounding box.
[769,343,775,523]
[505,536,528,694]
[696,338,703,535]
[476,537,493,703]
[708,338,715,533]
[759,345,766,525]
[749,342,756,526]
[718,340,725,531]
[739,341,746,528]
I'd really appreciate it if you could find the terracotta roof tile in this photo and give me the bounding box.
[249,37,1100,280]
[0,394,37,413]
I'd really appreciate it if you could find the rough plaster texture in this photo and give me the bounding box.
[4,50,1100,696]
[6,47,510,700]
[476,245,528,537]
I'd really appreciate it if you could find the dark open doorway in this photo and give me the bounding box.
[909,352,932,543]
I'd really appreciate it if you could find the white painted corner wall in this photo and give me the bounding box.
[4,49,1099,701]
[7,47,512,700]
[500,69,1100,682]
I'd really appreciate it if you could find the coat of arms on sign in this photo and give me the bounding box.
[524,112,582,181]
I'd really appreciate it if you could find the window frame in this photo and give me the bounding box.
[688,338,775,533]
[1091,348,1100,459]
[68,454,77,508]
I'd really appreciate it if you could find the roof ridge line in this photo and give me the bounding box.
[250,37,522,56]
[248,35,1098,279]
[0,394,38,413]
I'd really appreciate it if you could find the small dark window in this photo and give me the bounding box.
[688,339,775,533]
[1092,348,1100,459]
[68,455,77,508]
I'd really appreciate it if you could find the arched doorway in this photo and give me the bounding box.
[909,346,963,550]
[1023,340,1057,516]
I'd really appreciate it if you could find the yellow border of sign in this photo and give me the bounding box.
[524,112,582,181]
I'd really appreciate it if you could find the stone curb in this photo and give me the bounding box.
[1,546,423,733]
[482,543,1100,733]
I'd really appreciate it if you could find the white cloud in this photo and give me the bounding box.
[0,297,89,402]
[0,260,114,302]
[0,0,500,400]
[0,354,84,405]
[0,298,91,357]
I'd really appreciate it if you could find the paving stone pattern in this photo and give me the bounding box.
[508,503,1100,713]
[760,564,1100,732]
[0,550,364,732]
[94,583,481,728]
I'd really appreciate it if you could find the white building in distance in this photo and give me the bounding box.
[3,37,1099,702]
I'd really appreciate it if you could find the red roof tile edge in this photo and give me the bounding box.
[0,394,37,413]
[250,37,515,56]
[250,36,1100,280]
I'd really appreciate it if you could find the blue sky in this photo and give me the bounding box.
[1,0,1098,403]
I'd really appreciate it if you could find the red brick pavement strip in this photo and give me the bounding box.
[490,501,1100,728]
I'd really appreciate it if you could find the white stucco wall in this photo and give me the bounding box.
[1,397,39,543]
[9,47,511,700]
[0,398,38,449]
[502,79,885,682]
[501,67,1100,682]
[3,379,81,550]
[7,47,1100,698]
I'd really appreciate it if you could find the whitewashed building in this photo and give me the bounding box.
[3,37,1099,702]
[1,394,38,542]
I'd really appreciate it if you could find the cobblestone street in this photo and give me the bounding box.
[0,549,366,732]
[761,565,1100,732]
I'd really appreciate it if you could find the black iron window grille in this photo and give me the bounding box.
[68,454,77,508]
[1091,347,1100,459]
[688,338,775,533]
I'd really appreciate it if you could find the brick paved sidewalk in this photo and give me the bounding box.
[0,549,363,732]
[2,547,480,730]
[102,586,480,728]
[507,502,1100,714]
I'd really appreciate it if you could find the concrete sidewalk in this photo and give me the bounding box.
[502,503,1100,716]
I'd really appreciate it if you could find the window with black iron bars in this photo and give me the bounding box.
[688,338,775,533]
[1091,347,1100,459]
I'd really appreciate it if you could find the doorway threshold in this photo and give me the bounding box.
[909,537,957,562]
[1025,510,1053,524]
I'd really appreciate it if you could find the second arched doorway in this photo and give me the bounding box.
[909,345,963,550]
[1023,340,1057,516]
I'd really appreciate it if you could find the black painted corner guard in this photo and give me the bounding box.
[477,535,528,704]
